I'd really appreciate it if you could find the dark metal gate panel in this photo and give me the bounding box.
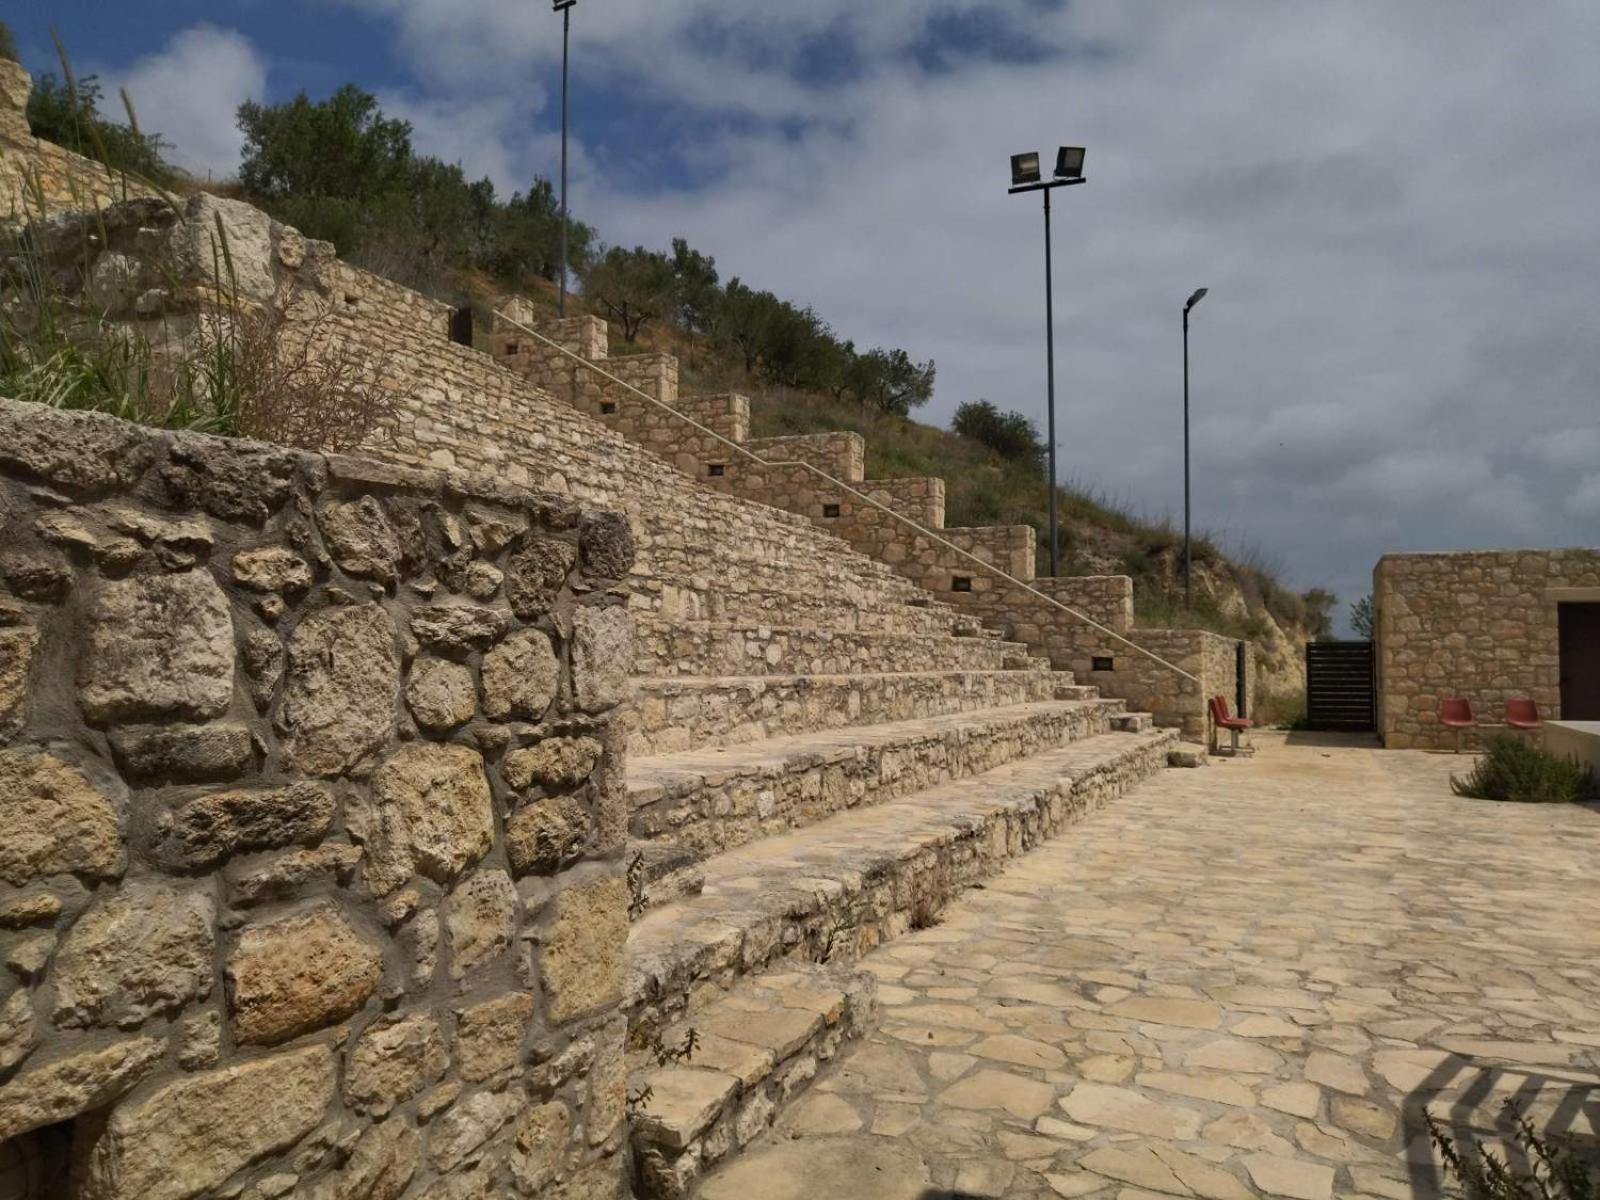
[1306,640,1374,731]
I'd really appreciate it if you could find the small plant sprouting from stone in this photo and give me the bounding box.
[626,1083,654,1115]
[909,897,943,932]
[812,901,857,965]
[1426,1100,1597,1199]
[626,851,647,919]
[653,1027,700,1068]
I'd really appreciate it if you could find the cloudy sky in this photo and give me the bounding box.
[13,3,1599,627]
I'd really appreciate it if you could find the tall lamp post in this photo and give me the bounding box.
[1008,146,1086,579]
[554,0,576,317]
[1182,286,1207,610]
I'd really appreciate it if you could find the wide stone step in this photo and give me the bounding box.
[627,961,875,1200]
[634,619,1038,677]
[624,727,1178,1031]
[629,580,966,638]
[628,699,1122,883]
[629,669,1067,754]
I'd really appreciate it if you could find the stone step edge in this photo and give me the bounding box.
[634,666,1073,691]
[626,699,1129,912]
[631,615,1033,652]
[626,961,875,1199]
[623,727,1179,1029]
[629,698,1126,799]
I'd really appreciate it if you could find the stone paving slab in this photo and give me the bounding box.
[716,732,1600,1197]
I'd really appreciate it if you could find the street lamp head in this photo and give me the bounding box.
[553,0,577,10]
[1185,287,1208,313]
[1010,152,1042,187]
[1053,146,1086,180]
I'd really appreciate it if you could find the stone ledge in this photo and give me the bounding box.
[626,728,1178,1030]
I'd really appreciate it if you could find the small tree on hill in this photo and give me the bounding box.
[27,73,176,183]
[1350,594,1374,640]
[952,399,1044,469]
[851,347,935,415]
[582,246,676,342]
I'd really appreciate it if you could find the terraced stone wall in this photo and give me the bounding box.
[0,399,632,1200]
[1374,548,1600,749]
[0,61,163,227]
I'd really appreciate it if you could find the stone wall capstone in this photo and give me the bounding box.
[0,396,632,1199]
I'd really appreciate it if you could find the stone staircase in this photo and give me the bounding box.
[27,193,1202,1199]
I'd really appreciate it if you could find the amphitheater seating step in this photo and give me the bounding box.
[628,699,1128,886]
[624,726,1177,1034]
[634,619,1040,677]
[628,960,875,1200]
[629,668,1066,753]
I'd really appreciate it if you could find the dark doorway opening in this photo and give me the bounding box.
[1558,602,1600,720]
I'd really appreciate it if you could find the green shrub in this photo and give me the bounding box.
[1451,736,1598,805]
[0,20,18,64]
[1427,1100,1596,1199]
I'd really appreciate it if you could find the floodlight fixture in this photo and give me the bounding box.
[1011,152,1042,187]
[1185,287,1208,313]
[1053,146,1085,179]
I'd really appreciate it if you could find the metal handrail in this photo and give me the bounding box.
[493,310,1200,686]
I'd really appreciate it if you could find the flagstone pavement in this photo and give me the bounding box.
[699,731,1600,1200]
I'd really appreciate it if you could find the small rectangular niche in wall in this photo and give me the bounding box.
[599,402,618,414]
[952,576,973,592]
[1091,656,1115,672]
[707,464,726,477]
[822,503,841,518]
[503,342,519,356]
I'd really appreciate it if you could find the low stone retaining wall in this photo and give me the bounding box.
[0,398,633,1199]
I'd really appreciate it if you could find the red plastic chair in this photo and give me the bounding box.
[1209,695,1256,756]
[1440,696,1478,753]
[1505,697,1542,733]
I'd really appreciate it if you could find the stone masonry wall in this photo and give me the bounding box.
[1,61,164,227]
[0,397,634,1200]
[1374,548,1600,749]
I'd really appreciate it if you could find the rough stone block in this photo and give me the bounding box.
[227,903,383,1045]
[109,722,253,782]
[539,874,627,1024]
[74,1044,335,1200]
[345,1011,448,1114]
[0,747,124,885]
[480,630,559,721]
[78,570,235,723]
[365,742,495,894]
[0,1036,165,1141]
[426,1088,521,1172]
[318,496,401,583]
[445,869,518,979]
[151,781,335,870]
[406,658,477,732]
[455,992,535,1083]
[280,603,400,777]
[51,883,215,1029]
[571,606,631,713]
[508,1100,570,1194]
[506,796,590,877]
[504,537,575,620]
[0,625,37,739]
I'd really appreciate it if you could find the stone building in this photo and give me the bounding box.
[1374,548,1600,749]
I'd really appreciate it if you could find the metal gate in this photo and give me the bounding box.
[1305,640,1374,731]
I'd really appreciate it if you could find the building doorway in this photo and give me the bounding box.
[1558,602,1600,719]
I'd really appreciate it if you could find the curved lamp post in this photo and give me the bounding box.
[553,0,577,317]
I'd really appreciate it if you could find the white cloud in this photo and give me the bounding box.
[104,26,266,180]
[340,3,1600,613]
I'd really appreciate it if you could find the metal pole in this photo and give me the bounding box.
[1043,187,1059,578]
[558,4,571,318]
[1183,306,1191,610]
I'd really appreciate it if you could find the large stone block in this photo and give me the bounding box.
[345,1011,448,1115]
[455,992,535,1083]
[0,1037,165,1141]
[480,630,559,721]
[507,796,590,877]
[539,874,627,1024]
[51,883,215,1029]
[75,1044,335,1200]
[571,607,631,713]
[151,781,335,870]
[578,510,634,581]
[426,1088,521,1172]
[79,570,235,723]
[108,722,253,782]
[0,396,156,492]
[281,603,400,776]
[226,903,383,1045]
[509,1100,570,1195]
[0,748,124,885]
[364,742,495,894]
[445,869,518,979]
[405,657,477,733]
[319,496,401,583]
[504,537,576,620]
[503,737,602,792]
